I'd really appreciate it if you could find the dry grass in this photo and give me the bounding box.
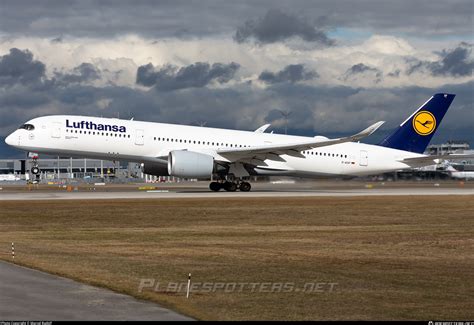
[0,196,473,320]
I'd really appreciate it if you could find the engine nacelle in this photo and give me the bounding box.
[142,162,169,176]
[168,150,214,178]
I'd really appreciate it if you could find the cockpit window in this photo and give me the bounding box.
[19,124,35,131]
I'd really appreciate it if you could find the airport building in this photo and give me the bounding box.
[0,158,130,180]
[0,157,184,183]
[425,141,472,157]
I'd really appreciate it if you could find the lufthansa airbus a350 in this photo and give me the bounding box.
[4,93,470,191]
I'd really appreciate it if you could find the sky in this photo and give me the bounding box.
[0,0,473,157]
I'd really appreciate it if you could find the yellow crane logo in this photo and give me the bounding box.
[413,111,436,135]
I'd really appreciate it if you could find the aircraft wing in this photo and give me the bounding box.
[216,121,385,164]
[399,154,474,166]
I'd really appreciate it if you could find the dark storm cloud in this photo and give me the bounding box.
[0,1,471,39]
[343,63,383,82]
[55,63,101,84]
[430,42,474,77]
[387,69,401,78]
[136,62,240,90]
[0,48,46,86]
[346,63,377,75]
[234,9,334,45]
[259,64,318,84]
[407,43,474,77]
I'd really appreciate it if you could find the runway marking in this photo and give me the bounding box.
[0,188,473,200]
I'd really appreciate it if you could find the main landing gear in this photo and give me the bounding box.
[209,180,252,192]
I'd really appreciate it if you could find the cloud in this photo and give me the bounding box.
[259,64,318,84]
[343,63,383,83]
[430,42,474,77]
[0,48,46,86]
[387,69,401,78]
[136,62,240,90]
[55,63,101,84]
[407,42,474,77]
[0,1,472,40]
[234,9,334,46]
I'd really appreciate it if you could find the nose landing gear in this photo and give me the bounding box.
[29,153,41,183]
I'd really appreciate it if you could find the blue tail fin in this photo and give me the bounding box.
[378,93,455,153]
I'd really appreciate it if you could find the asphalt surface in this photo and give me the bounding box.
[0,187,473,200]
[0,260,193,321]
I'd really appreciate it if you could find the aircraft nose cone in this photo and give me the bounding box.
[5,133,15,146]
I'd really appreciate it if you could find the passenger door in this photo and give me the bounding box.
[51,122,61,139]
[359,150,368,166]
[135,129,145,145]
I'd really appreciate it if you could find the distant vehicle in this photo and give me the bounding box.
[0,174,21,181]
[445,165,474,180]
[4,93,474,192]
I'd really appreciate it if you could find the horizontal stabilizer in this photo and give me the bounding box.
[399,154,474,166]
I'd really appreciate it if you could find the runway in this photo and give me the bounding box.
[0,260,192,321]
[0,187,473,200]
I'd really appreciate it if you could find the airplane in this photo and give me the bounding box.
[444,165,474,180]
[4,93,473,192]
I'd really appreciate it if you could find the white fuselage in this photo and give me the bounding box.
[5,115,421,178]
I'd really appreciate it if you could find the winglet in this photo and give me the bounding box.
[254,124,271,133]
[350,121,385,141]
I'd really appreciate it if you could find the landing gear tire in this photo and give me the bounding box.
[223,181,237,192]
[31,166,40,175]
[209,182,222,192]
[239,182,251,192]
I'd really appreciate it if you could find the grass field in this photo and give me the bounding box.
[1,196,473,320]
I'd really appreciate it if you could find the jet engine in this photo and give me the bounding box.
[142,161,169,176]
[168,150,214,178]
